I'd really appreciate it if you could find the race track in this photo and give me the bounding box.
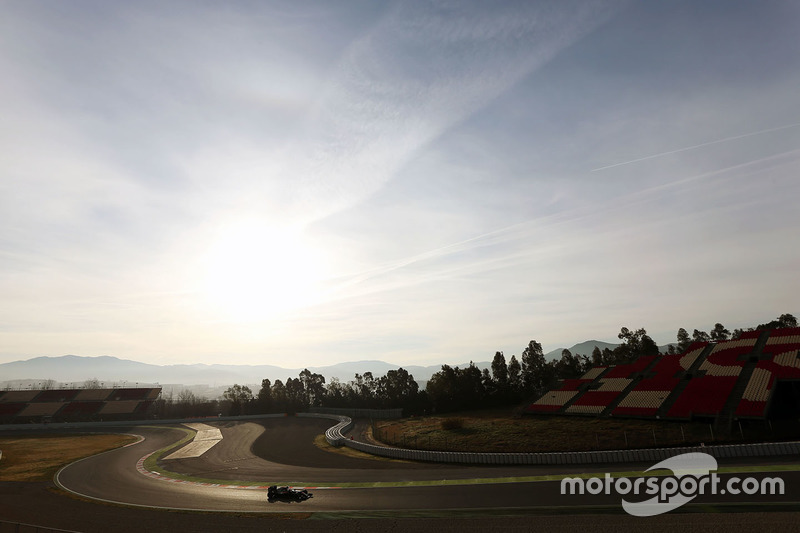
[53,417,800,514]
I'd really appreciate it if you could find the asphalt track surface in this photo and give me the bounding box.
[55,417,800,510]
[4,417,800,532]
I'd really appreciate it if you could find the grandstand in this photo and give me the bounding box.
[0,387,161,423]
[526,328,800,427]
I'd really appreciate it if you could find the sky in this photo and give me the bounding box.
[2,0,799,368]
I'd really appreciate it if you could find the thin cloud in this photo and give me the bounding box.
[323,145,800,305]
[591,122,800,172]
[289,0,623,220]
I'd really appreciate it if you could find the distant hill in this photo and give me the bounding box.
[0,340,678,395]
[544,340,620,360]
[544,340,675,360]
[0,354,490,391]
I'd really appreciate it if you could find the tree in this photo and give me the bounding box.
[352,372,378,408]
[178,389,197,404]
[491,351,508,388]
[758,313,798,330]
[710,323,730,341]
[640,334,660,356]
[285,378,305,412]
[299,369,326,407]
[591,346,602,365]
[223,384,253,416]
[667,344,677,355]
[425,363,485,413]
[271,380,287,411]
[83,378,101,389]
[377,368,419,408]
[257,378,272,413]
[481,368,496,401]
[731,327,752,340]
[507,355,522,397]
[324,377,351,407]
[779,313,798,328]
[176,389,201,417]
[676,328,692,353]
[616,327,657,359]
[425,364,457,413]
[521,340,553,394]
[692,329,711,343]
[554,349,586,379]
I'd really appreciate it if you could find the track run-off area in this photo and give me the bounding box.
[49,416,800,516]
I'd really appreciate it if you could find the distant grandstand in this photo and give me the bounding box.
[0,387,161,424]
[526,328,800,427]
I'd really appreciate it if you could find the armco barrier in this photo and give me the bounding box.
[304,412,800,465]
[3,411,797,465]
[297,412,353,446]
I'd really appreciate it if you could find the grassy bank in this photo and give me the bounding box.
[0,433,138,481]
[373,411,788,453]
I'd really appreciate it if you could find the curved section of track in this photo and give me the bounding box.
[55,417,800,513]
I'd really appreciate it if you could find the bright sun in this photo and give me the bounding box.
[200,219,327,323]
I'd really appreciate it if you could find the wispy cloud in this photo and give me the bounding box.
[2,1,799,367]
[285,0,623,220]
[591,122,800,172]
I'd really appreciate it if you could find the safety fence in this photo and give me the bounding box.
[309,412,800,465]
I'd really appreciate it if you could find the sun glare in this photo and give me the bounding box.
[200,219,327,323]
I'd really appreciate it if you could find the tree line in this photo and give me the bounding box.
[157,313,796,418]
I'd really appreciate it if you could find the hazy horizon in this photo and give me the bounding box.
[2,1,799,368]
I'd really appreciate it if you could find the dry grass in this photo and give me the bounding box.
[312,433,409,463]
[0,433,138,481]
[374,412,747,453]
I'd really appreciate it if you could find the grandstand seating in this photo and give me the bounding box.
[0,387,161,423]
[134,400,156,414]
[74,389,113,401]
[678,346,705,370]
[110,388,151,401]
[99,400,141,415]
[613,390,671,416]
[59,401,104,419]
[526,327,800,423]
[526,390,579,413]
[145,388,162,400]
[667,376,738,418]
[525,368,607,413]
[603,356,656,379]
[0,402,26,418]
[763,328,800,360]
[19,402,64,418]
[1,390,40,402]
[665,337,756,418]
[697,337,755,376]
[580,367,606,380]
[736,367,773,418]
[35,389,80,403]
[734,329,800,418]
[565,391,620,414]
[611,351,693,417]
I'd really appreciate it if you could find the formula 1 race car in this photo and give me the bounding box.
[267,485,313,503]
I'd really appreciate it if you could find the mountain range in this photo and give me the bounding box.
[0,340,672,395]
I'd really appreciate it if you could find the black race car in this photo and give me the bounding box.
[267,485,313,503]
